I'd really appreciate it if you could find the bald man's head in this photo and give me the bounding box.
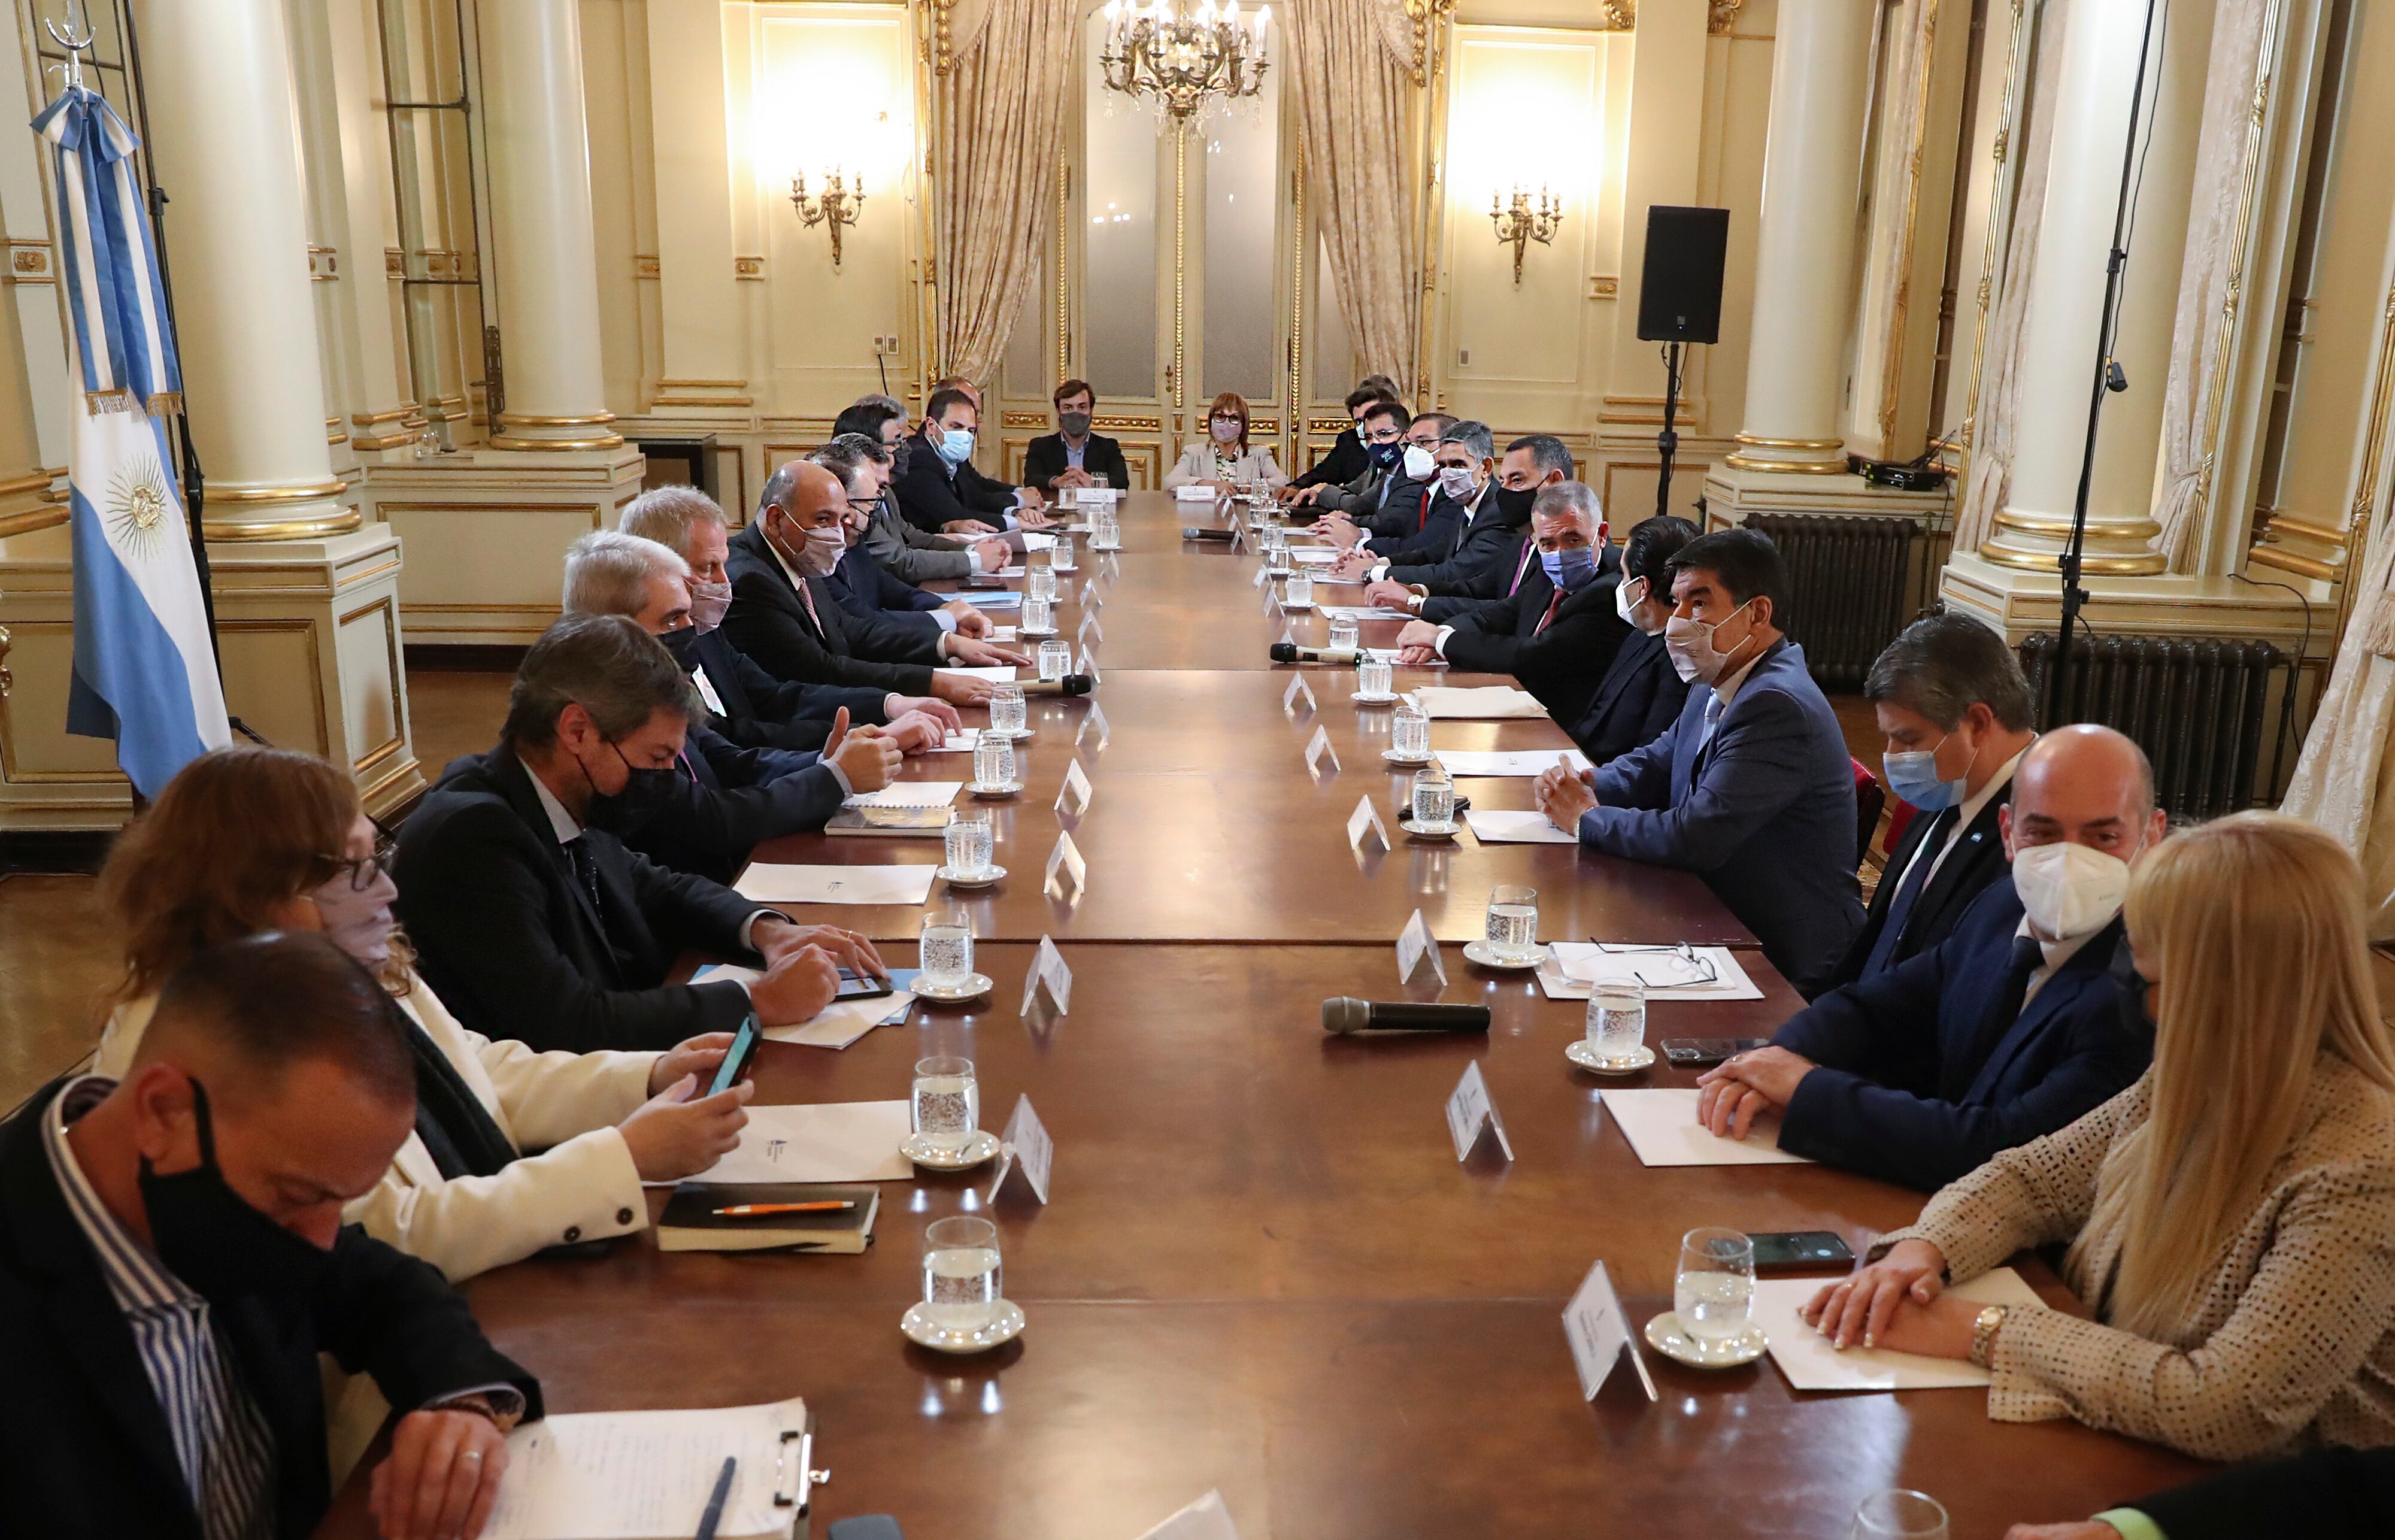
[759,459,852,578]
[2002,724,2165,865]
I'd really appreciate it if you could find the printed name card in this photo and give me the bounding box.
[1444,1059,1514,1164]
[1346,794,1390,854]
[1076,701,1111,750]
[1563,1259,1659,1403]
[1395,908,1447,987]
[1134,1490,1241,1540]
[1081,578,1103,608]
[1303,724,1339,777]
[1020,933,1074,1016]
[1077,647,1102,684]
[1077,611,1104,648]
[1253,562,1271,590]
[1282,674,1316,716]
[989,1093,1053,1205]
[1055,757,1095,817]
[1044,829,1088,902]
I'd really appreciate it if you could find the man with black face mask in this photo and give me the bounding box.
[1,932,541,1540]
[1022,378,1130,493]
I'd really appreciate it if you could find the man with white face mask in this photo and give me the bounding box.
[1691,724,2161,1190]
[1566,513,1697,763]
[1332,419,1491,566]
[1535,527,1863,995]
[1304,399,1429,526]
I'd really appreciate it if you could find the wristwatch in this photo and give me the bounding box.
[1968,1303,2010,1369]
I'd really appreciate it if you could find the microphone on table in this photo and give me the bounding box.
[1020,674,1095,697]
[1271,642,1362,666]
[1321,998,1492,1035]
[1182,526,1238,544]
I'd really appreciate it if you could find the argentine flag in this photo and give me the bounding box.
[33,84,228,795]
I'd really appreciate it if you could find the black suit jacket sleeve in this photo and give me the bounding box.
[1447,583,1630,725]
[707,644,884,751]
[619,732,844,884]
[1292,428,1366,490]
[723,568,938,696]
[955,456,1024,516]
[1391,527,1524,595]
[893,452,986,533]
[2129,1445,2395,1540]
[311,1226,542,1415]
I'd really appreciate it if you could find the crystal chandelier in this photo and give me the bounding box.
[1099,0,1271,126]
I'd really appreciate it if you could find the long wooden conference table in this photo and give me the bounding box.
[328,493,2207,1538]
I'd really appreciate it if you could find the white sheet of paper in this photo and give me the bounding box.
[689,666,727,717]
[766,989,916,1048]
[965,590,1023,611]
[732,863,938,905]
[841,780,963,809]
[1396,908,1446,986]
[1303,724,1338,775]
[700,1100,914,1183]
[1133,1490,1241,1540]
[1172,484,1218,501]
[1288,546,1341,565]
[924,729,984,754]
[1414,686,1548,719]
[1283,674,1316,714]
[1363,646,1445,668]
[1755,1269,2045,1392]
[1253,563,1271,590]
[1433,749,1591,778]
[990,1093,1054,1202]
[935,665,1019,681]
[480,1397,807,1540]
[1599,1088,1812,1167]
[1347,794,1390,853]
[1322,605,1412,622]
[1462,809,1578,845]
[995,565,1028,577]
[1444,1059,1513,1163]
[1056,757,1095,816]
[1077,702,1111,749]
[1021,531,1058,550]
[1563,1259,1656,1403]
[1538,944,1765,1002]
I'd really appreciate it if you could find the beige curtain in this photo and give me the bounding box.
[1848,0,1939,459]
[931,0,1078,384]
[2284,496,2395,936]
[2145,0,2270,571]
[1287,0,1421,402]
[1954,0,2073,555]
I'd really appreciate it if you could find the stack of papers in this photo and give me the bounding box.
[1409,686,1548,719]
[841,781,962,810]
[1753,1269,2044,1391]
[1362,646,1446,668]
[1461,809,1576,844]
[731,864,939,905]
[935,665,1020,682]
[1323,604,1413,622]
[698,1101,914,1183]
[1538,943,1763,1002]
[1021,532,1058,551]
[963,590,1023,611]
[1433,748,1590,778]
[1600,1089,1811,1167]
[692,965,917,1048]
[923,729,983,754]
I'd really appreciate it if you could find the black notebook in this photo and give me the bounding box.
[656,1183,881,1253]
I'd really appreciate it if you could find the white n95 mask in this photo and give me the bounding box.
[1401,444,1436,480]
[2011,839,2132,939]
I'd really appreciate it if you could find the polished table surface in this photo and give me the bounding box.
[325,495,2208,1538]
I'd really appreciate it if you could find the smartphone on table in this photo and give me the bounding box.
[1747,1231,1856,1273]
[836,968,894,1002]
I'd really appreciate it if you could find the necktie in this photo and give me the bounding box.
[1536,587,1567,635]
[795,575,825,636]
[1861,807,1961,977]
[1688,695,1727,783]
[565,836,605,921]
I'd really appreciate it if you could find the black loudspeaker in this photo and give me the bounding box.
[1636,206,1730,345]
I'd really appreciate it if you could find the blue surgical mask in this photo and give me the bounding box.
[1882,732,1969,813]
[936,428,975,465]
[1539,544,1599,591]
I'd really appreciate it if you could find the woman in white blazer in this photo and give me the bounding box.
[1163,390,1287,491]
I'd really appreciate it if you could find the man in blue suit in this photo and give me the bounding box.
[1535,526,1862,996]
[1691,725,2164,1190]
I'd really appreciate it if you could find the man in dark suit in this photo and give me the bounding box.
[893,384,1052,535]
[726,459,1024,707]
[1350,432,1570,601]
[1571,514,1696,763]
[1693,726,2165,1189]
[1022,378,1132,493]
[1360,419,1494,567]
[808,439,1004,645]
[1824,611,2041,992]
[395,614,882,1053]
[1300,398,1426,522]
[2011,1445,2395,1540]
[831,402,1011,584]
[1281,378,1396,498]
[1535,528,1865,996]
[1,932,541,1540]
[1391,481,1632,729]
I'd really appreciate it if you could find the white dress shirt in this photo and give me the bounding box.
[1884,745,2030,899]
[2012,913,2109,1008]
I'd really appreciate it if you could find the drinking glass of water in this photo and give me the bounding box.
[988,681,1027,738]
[1267,544,1293,576]
[944,808,994,877]
[1586,980,1647,1063]
[1038,639,1072,681]
[922,1215,1002,1334]
[1410,767,1454,829]
[1023,592,1054,633]
[1484,884,1539,964]
[912,1055,978,1154]
[972,733,1017,789]
[1027,566,1056,603]
[1284,571,1313,608]
[919,913,975,989]
[1328,615,1360,651]
[1392,701,1430,758]
[1850,1491,1950,1540]
[1357,656,1393,698]
[1053,533,1077,571]
[1675,1227,1757,1345]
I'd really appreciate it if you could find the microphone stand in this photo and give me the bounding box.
[2051,0,2163,722]
[1654,340,1684,520]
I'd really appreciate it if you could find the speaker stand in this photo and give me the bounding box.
[1654,341,1684,521]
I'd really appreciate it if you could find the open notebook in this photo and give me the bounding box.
[480,1397,813,1540]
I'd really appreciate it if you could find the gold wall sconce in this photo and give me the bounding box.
[790,169,865,270]
[1491,186,1562,285]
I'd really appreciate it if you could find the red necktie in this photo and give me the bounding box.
[1415,489,1431,532]
[795,575,824,635]
[1536,589,1566,635]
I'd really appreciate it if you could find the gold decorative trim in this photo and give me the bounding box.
[498,412,619,428]
[1093,413,1162,432]
[337,596,405,771]
[1976,541,2169,577]
[1056,155,1071,386]
[655,379,747,389]
[1001,411,1046,429]
[1733,433,1843,450]
[1723,453,1849,475]
[634,254,660,280]
[384,247,405,276]
[2250,545,2337,581]
[1598,1,1635,31]
[1290,140,1305,464]
[326,414,348,444]
[2327,280,2395,641]
[0,507,67,537]
[1992,508,2164,542]
[1876,0,1945,453]
[1706,0,1745,34]
[1960,0,2032,495]
[1590,275,1619,299]
[0,468,62,499]
[208,478,351,505]
[202,510,363,541]
[352,430,420,451]
[1306,416,1348,435]
[353,404,423,426]
[1172,124,1187,419]
[7,239,53,284]
[2264,513,2347,547]
[735,256,764,280]
[308,245,338,282]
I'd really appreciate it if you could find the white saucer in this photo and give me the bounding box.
[1566,1039,1657,1075]
[912,972,995,1002]
[1396,816,1460,841]
[901,1129,1002,1169]
[1382,748,1435,767]
[938,863,1006,888]
[1018,625,1059,639]
[1462,939,1545,972]
[1279,601,1316,612]
[1351,691,1399,706]
[1644,1312,1767,1368]
[983,726,1035,741]
[967,780,1025,799]
[1051,560,1078,573]
[901,1298,1026,1354]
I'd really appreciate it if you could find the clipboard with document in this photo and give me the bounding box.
[477,1396,823,1540]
